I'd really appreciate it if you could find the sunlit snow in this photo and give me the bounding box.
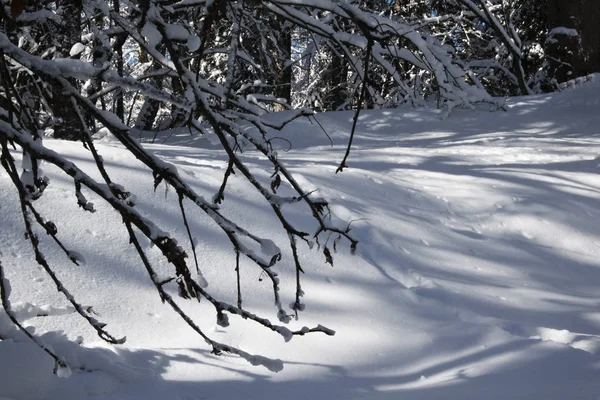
[1,77,600,400]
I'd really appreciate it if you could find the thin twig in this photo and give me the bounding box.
[336,39,373,173]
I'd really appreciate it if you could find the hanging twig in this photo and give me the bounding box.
[337,38,373,173]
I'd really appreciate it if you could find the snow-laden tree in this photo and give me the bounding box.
[0,0,499,374]
[426,0,599,95]
[546,0,600,85]
[421,0,535,96]
[290,0,497,110]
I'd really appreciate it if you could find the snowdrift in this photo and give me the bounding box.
[1,77,600,399]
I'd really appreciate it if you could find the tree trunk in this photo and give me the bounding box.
[274,17,292,106]
[322,45,348,111]
[113,0,125,122]
[52,0,83,140]
[546,0,600,82]
[134,49,161,131]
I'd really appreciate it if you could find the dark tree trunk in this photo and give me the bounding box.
[52,0,83,140]
[546,0,600,82]
[274,17,292,106]
[134,50,161,131]
[322,45,348,111]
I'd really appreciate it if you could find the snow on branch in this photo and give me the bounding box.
[0,0,511,375]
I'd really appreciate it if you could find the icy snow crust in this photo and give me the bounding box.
[1,79,600,399]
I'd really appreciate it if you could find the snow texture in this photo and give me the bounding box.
[1,77,600,399]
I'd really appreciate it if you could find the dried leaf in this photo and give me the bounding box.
[45,221,58,236]
[216,311,230,328]
[177,279,190,299]
[313,199,328,215]
[333,235,340,253]
[152,171,163,192]
[323,247,333,266]
[271,174,281,193]
[268,253,282,267]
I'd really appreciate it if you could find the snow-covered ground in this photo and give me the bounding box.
[1,78,600,399]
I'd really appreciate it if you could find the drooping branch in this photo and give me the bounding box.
[0,0,519,375]
[0,139,125,345]
[337,38,373,173]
